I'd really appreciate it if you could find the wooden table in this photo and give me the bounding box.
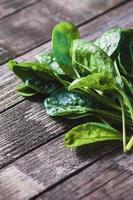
[0,1,133,199]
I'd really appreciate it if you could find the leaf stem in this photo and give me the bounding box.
[67,108,132,128]
[78,88,132,121]
[118,89,133,122]
[97,116,120,131]
[126,136,133,152]
[82,88,121,112]
[119,96,126,152]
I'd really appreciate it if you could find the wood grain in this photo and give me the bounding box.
[0,0,40,19]
[0,98,74,168]
[0,0,133,112]
[0,42,51,113]
[0,0,126,64]
[0,135,121,200]
[38,153,133,200]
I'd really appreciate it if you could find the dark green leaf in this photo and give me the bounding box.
[25,78,59,94]
[94,28,122,58]
[69,73,116,92]
[17,83,37,97]
[118,88,133,123]
[8,60,37,82]
[36,52,71,86]
[119,29,133,76]
[44,89,92,117]
[8,60,60,94]
[122,77,133,97]
[36,52,72,86]
[52,21,80,77]
[65,122,122,147]
[36,52,64,75]
[8,60,56,80]
[71,39,117,77]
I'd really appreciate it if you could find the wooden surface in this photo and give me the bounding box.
[40,152,133,200]
[0,0,40,19]
[0,1,133,200]
[0,0,126,65]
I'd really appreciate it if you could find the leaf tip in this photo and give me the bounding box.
[7,60,17,71]
[64,133,73,147]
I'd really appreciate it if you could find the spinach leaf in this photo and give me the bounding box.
[8,60,37,82]
[36,52,72,86]
[17,83,37,97]
[119,29,133,76]
[44,89,92,117]
[8,60,59,94]
[65,122,122,147]
[69,73,116,92]
[71,39,117,77]
[126,136,133,152]
[122,77,133,97]
[116,56,132,80]
[52,21,80,78]
[94,28,122,58]
[36,52,64,75]
[118,89,133,123]
[25,78,59,94]
[8,60,56,80]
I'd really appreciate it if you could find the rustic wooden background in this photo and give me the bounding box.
[0,0,133,200]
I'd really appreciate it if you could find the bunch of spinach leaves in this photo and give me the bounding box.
[8,21,133,153]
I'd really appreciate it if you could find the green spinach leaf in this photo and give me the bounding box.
[8,60,59,94]
[44,89,92,117]
[17,83,37,97]
[122,77,133,97]
[119,29,133,76]
[25,78,59,94]
[69,73,116,92]
[36,52,64,75]
[52,21,80,78]
[8,60,37,82]
[65,122,122,147]
[71,39,117,77]
[94,28,122,58]
[8,60,56,80]
[36,52,72,86]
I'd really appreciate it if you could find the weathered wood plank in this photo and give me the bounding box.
[0,42,51,113]
[38,153,133,200]
[0,135,122,200]
[0,0,40,19]
[0,99,74,168]
[0,0,133,112]
[0,0,126,64]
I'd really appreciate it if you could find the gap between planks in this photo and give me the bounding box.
[0,135,123,200]
[33,151,133,200]
[0,0,43,21]
[29,147,121,200]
